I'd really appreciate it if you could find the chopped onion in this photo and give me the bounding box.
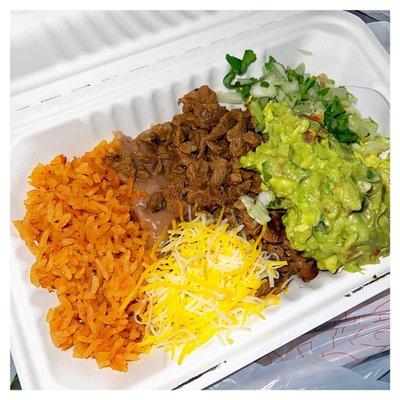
[297,49,313,56]
[273,62,288,81]
[357,181,372,193]
[348,93,357,103]
[283,81,299,93]
[294,101,315,114]
[236,77,254,85]
[314,100,323,112]
[276,89,285,102]
[308,87,318,99]
[330,86,349,100]
[250,83,277,98]
[221,54,382,149]
[294,62,305,75]
[216,91,245,104]
[240,191,274,225]
[265,73,279,85]
[257,191,275,206]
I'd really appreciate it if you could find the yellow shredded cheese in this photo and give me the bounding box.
[136,213,286,364]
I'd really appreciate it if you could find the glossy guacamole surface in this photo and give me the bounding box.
[240,102,389,273]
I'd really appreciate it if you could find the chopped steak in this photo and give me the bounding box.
[108,85,318,295]
[264,210,287,244]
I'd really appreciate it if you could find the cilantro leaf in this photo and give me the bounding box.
[248,100,265,132]
[264,55,277,71]
[333,129,360,144]
[223,50,257,89]
[300,76,316,100]
[223,71,237,89]
[318,87,330,97]
[236,83,252,99]
[366,168,381,183]
[286,68,302,83]
[234,77,257,100]
[241,50,257,73]
[226,54,243,74]
[262,161,272,181]
[323,96,360,144]
[286,67,304,84]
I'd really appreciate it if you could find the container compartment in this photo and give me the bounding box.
[10,11,390,389]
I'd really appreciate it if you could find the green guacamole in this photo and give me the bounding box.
[240,102,390,273]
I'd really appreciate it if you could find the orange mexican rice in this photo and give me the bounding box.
[13,140,154,372]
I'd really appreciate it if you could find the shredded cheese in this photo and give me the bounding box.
[136,213,286,364]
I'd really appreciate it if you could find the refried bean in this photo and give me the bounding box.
[107,86,319,295]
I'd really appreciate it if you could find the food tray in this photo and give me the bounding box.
[10,11,389,389]
[11,10,260,98]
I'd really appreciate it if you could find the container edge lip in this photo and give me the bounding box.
[9,250,390,389]
[344,10,390,66]
[11,10,390,137]
[10,269,63,390]
[10,302,36,389]
[292,10,389,70]
[178,271,390,389]
[10,10,391,390]
[10,11,257,97]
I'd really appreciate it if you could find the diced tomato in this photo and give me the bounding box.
[309,114,323,122]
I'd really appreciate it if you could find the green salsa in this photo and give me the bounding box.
[240,102,390,273]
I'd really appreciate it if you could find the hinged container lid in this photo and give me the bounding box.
[11,10,298,113]
[10,10,389,390]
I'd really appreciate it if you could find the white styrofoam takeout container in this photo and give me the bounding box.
[10,10,390,389]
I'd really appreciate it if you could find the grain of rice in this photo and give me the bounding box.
[14,140,154,372]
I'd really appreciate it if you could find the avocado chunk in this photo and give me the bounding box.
[240,102,390,273]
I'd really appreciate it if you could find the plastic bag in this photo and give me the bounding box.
[209,18,391,389]
[257,290,390,369]
[209,355,389,390]
[209,290,389,390]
